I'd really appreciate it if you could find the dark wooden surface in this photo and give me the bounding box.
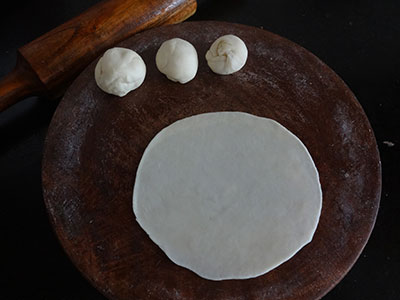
[41,22,381,300]
[0,0,196,112]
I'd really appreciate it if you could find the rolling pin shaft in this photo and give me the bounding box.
[0,0,197,112]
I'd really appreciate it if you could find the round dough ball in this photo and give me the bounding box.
[95,47,146,97]
[206,35,248,75]
[156,38,198,84]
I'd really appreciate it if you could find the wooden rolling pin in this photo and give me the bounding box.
[0,0,197,112]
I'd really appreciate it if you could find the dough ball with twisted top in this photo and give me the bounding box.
[156,38,198,84]
[206,35,248,75]
[95,47,146,97]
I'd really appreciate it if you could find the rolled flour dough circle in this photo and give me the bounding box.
[132,112,322,280]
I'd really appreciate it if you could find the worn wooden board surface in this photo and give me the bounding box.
[42,21,381,300]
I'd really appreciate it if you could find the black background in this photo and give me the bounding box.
[1,0,399,299]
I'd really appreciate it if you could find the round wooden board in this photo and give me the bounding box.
[42,21,381,300]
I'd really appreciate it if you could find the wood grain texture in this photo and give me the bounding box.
[42,22,381,300]
[0,53,44,111]
[0,0,196,112]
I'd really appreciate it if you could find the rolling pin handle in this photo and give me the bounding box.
[0,54,44,112]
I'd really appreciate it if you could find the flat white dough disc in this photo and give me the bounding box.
[132,112,322,280]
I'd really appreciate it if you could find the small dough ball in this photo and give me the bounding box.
[206,35,248,75]
[95,47,146,97]
[156,38,198,84]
